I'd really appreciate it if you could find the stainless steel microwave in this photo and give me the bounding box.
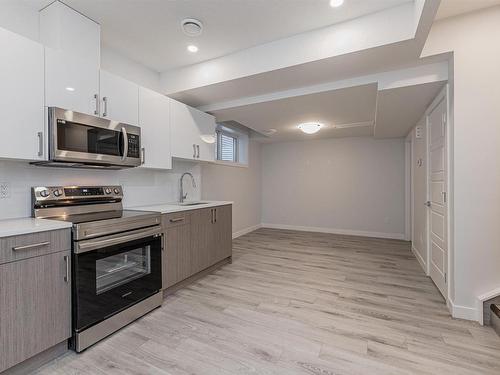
[33,107,141,169]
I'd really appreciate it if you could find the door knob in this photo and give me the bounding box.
[424,201,431,207]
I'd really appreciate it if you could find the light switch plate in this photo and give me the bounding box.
[0,183,10,199]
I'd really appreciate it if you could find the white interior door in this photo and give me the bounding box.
[427,97,448,299]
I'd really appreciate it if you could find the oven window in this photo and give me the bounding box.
[57,120,122,156]
[96,246,151,295]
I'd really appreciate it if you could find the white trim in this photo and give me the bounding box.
[412,244,427,274]
[232,224,262,239]
[448,298,478,321]
[477,287,500,325]
[405,139,412,241]
[261,223,405,240]
[212,160,248,169]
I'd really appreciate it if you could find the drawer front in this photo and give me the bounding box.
[163,212,191,229]
[0,229,71,264]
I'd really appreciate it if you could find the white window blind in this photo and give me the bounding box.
[217,131,238,162]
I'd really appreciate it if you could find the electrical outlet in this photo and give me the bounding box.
[0,183,10,199]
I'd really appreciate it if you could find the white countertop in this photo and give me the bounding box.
[0,218,73,238]
[128,201,233,214]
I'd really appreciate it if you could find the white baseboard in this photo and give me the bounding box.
[411,245,427,275]
[260,223,405,240]
[448,298,478,321]
[232,224,262,239]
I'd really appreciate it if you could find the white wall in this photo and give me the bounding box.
[261,137,406,239]
[409,118,428,269]
[101,45,161,92]
[422,6,500,316]
[0,160,201,220]
[201,141,262,236]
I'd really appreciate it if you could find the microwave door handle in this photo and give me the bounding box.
[121,127,128,161]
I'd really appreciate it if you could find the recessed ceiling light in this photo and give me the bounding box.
[187,45,199,53]
[298,122,323,134]
[65,87,75,92]
[330,0,344,8]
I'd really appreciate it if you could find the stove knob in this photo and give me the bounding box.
[113,188,120,195]
[53,189,63,197]
[105,188,111,194]
[39,189,50,198]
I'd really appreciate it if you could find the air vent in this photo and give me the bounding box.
[182,18,203,37]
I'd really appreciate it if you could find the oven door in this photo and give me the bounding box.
[49,107,141,167]
[73,227,163,331]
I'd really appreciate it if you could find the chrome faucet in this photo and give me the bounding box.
[180,172,196,203]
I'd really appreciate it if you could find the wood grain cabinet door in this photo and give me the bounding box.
[190,208,215,274]
[164,223,191,289]
[212,205,233,263]
[0,251,71,372]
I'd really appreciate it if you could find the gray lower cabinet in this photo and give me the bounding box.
[0,230,71,372]
[162,205,232,289]
[212,205,232,263]
[162,212,192,289]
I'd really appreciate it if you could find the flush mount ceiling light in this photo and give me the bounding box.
[330,0,344,8]
[298,122,323,134]
[187,45,199,53]
[181,18,203,36]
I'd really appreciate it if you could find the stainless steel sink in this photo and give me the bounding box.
[174,201,208,206]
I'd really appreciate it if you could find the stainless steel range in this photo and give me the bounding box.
[32,185,163,352]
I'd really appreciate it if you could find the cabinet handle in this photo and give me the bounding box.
[12,241,50,251]
[141,147,146,165]
[63,255,70,283]
[160,233,165,252]
[193,144,196,158]
[102,96,108,117]
[214,208,217,223]
[196,145,200,158]
[94,94,100,115]
[37,131,44,157]
[169,217,184,223]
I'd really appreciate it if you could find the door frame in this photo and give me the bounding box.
[425,84,452,303]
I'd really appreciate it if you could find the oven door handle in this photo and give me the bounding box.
[75,226,163,254]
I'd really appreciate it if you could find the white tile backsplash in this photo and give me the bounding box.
[0,159,201,220]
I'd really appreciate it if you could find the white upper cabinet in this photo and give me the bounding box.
[138,87,172,170]
[100,70,139,125]
[40,1,100,116]
[0,27,45,161]
[170,99,216,162]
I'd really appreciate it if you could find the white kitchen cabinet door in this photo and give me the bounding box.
[41,1,100,116]
[170,99,216,162]
[0,27,45,161]
[138,87,172,170]
[100,70,139,125]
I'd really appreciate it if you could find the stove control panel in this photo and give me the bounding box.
[32,185,123,202]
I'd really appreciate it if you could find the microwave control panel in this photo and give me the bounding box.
[127,134,140,158]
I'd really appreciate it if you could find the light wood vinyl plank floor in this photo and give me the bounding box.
[35,228,500,374]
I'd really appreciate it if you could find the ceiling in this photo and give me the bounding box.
[210,81,445,142]
[374,81,445,138]
[22,0,410,72]
[212,84,378,142]
[436,0,500,20]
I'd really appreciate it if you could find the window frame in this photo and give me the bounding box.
[216,129,239,163]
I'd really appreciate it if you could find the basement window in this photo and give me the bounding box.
[217,131,238,162]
